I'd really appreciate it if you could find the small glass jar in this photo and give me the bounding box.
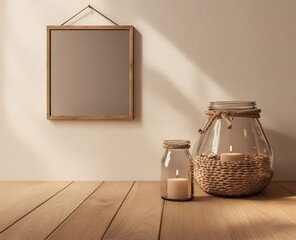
[161,140,194,201]
[193,101,274,197]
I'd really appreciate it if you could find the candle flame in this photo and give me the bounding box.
[230,145,233,153]
[176,169,179,178]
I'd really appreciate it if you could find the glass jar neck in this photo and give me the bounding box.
[209,101,256,110]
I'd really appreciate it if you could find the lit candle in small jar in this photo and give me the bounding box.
[220,145,243,162]
[167,169,188,199]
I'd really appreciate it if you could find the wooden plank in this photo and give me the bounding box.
[103,181,163,240]
[0,181,101,240]
[47,181,134,240]
[0,181,71,233]
[235,184,296,239]
[175,183,296,240]
[160,184,233,240]
[263,182,296,224]
[193,185,258,240]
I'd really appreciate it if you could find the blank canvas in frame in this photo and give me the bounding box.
[47,26,134,120]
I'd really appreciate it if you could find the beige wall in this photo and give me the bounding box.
[1,0,296,180]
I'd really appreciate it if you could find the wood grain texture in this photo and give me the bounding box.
[161,183,296,240]
[194,184,258,240]
[0,181,296,240]
[160,184,233,240]
[263,182,296,223]
[47,181,134,240]
[0,181,71,233]
[195,183,296,240]
[103,181,163,240]
[233,184,296,240]
[0,181,101,240]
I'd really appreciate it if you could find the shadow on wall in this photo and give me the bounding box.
[265,128,296,181]
[94,65,204,180]
[130,1,296,87]
[144,66,201,127]
[124,0,296,179]
[0,1,3,79]
[2,1,296,179]
[0,1,47,179]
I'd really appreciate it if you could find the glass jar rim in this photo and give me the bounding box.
[163,140,190,149]
[209,101,257,110]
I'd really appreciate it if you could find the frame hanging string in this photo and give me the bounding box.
[61,5,119,26]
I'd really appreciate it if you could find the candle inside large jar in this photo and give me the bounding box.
[220,145,243,162]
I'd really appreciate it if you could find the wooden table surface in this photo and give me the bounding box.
[0,181,296,240]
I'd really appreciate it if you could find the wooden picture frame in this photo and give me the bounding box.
[47,26,134,120]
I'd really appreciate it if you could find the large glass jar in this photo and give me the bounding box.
[161,140,194,201]
[193,101,273,197]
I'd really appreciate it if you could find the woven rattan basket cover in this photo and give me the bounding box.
[194,155,273,197]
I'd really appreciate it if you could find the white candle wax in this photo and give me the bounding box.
[220,152,243,162]
[167,178,188,199]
